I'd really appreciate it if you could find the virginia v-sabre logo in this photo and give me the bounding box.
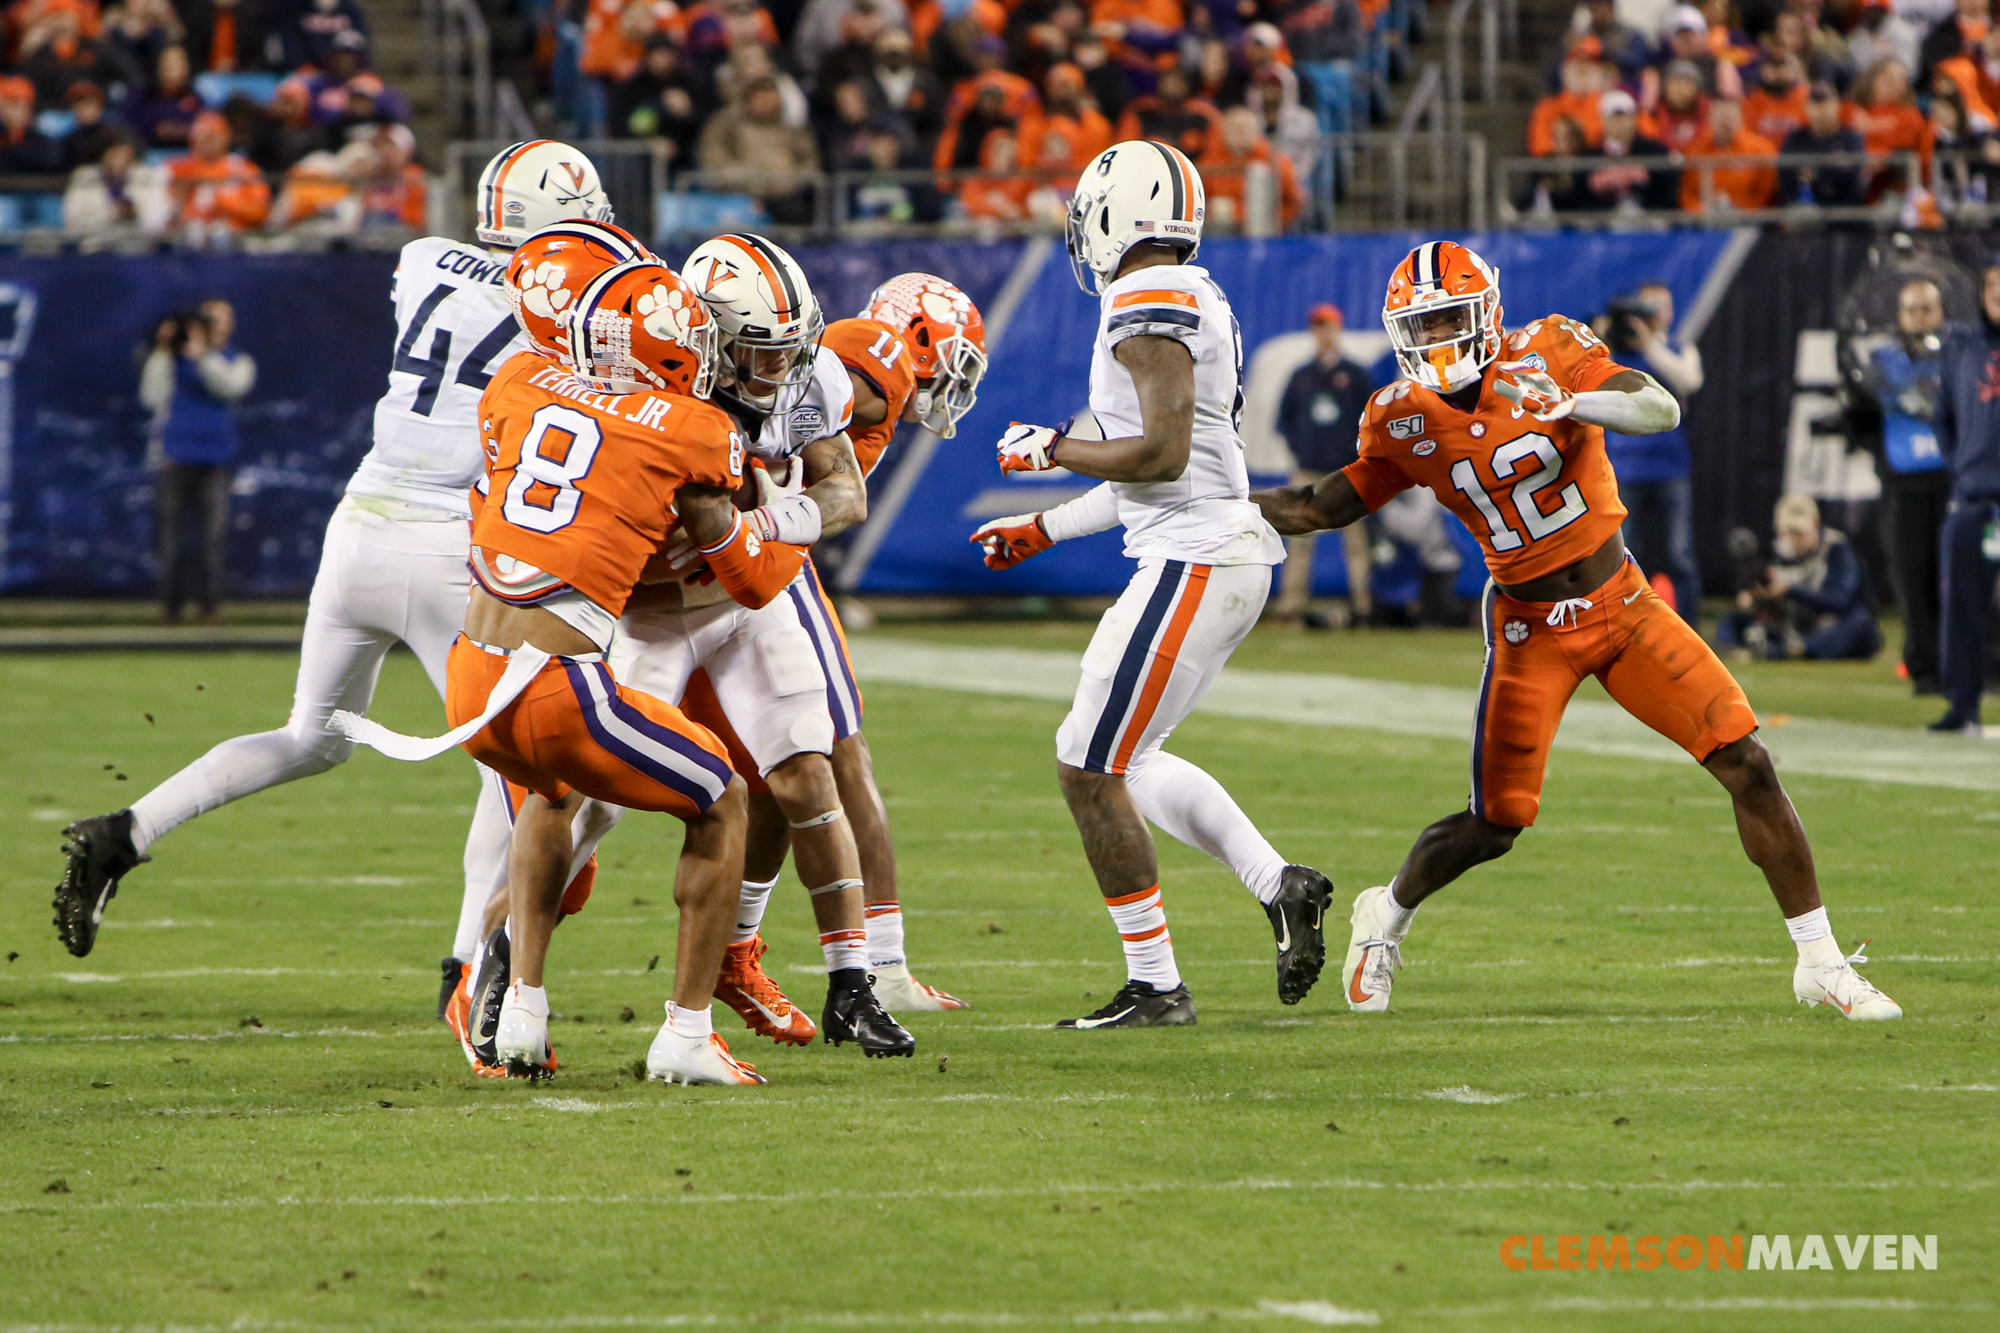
[1499,1233,1938,1271]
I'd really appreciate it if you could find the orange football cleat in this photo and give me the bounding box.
[713,935,817,1045]
[444,971,476,1066]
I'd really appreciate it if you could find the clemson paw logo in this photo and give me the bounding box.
[1503,618,1529,645]
[636,282,697,340]
[518,261,577,323]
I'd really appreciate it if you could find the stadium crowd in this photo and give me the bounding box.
[1521,0,2000,219]
[534,0,1420,229]
[0,0,424,241]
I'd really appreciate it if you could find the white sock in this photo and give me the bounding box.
[820,928,868,973]
[665,1000,713,1039]
[1787,907,1842,966]
[1126,752,1288,904]
[734,877,778,944]
[864,901,906,967]
[1104,885,1181,991]
[1385,880,1417,940]
[128,726,343,854]
[505,981,548,1015]
[456,773,512,962]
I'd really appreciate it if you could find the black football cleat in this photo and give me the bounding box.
[437,956,465,1022]
[822,968,916,1058]
[467,927,511,1071]
[1267,864,1335,1005]
[1055,979,1197,1029]
[54,810,145,957]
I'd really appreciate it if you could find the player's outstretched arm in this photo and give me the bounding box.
[1494,365,1680,434]
[797,432,869,538]
[1251,470,1370,536]
[998,336,1194,484]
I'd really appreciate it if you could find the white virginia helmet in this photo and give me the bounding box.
[681,232,825,416]
[475,140,616,249]
[1065,140,1205,294]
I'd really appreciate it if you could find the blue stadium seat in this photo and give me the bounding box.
[196,72,284,108]
[655,191,766,243]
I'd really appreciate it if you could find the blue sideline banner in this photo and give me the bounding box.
[851,229,1741,597]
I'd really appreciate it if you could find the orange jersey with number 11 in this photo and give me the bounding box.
[472,350,747,618]
[1342,314,1630,584]
[822,316,919,477]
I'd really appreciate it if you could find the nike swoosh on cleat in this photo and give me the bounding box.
[1826,988,1853,1014]
[741,993,795,1031]
[1072,1007,1135,1028]
[1276,918,1292,953]
[1348,948,1375,1005]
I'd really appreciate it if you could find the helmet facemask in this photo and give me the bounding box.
[1065,187,1108,293]
[913,333,988,437]
[716,309,825,415]
[1385,289,1501,393]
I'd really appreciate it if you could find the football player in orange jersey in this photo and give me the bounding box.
[1252,241,1903,1023]
[337,258,817,1085]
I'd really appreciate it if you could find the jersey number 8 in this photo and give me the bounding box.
[501,404,602,534]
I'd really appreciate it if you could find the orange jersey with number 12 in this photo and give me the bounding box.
[822,316,919,476]
[1342,314,1630,584]
[472,350,747,617]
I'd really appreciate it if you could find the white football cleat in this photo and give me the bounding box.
[647,1026,768,1086]
[1795,942,1903,1021]
[1342,886,1403,1013]
[494,981,557,1079]
[870,962,968,1011]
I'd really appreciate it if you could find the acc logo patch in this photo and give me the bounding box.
[1386,414,1425,440]
[1519,352,1547,372]
[1503,618,1530,645]
[1411,439,1437,456]
[788,405,826,439]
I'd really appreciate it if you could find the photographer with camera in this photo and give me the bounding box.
[1600,281,1705,627]
[140,297,255,625]
[1717,495,1881,661]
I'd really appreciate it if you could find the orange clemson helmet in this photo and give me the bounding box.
[562,259,719,399]
[861,272,988,437]
[505,218,650,358]
[1382,240,1503,394]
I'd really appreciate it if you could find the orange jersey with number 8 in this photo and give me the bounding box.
[1342,314,1630,584]
[822,316,918,476]
[472,350,747,617]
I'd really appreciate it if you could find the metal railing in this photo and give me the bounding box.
[426,0,494,141]
[1494,150,1923,228]
[1444,0,1500,136]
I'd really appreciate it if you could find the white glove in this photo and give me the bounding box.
[747,493,822,546]
[1492,362,1576,422]
[997,421,1062,473]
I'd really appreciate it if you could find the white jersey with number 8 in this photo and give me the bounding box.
[1087,263,1284,567]
[349,235,531,517]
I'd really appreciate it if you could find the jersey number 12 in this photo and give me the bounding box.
[1448,434,1588,553]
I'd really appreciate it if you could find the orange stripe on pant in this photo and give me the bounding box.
[1110,565,1211,773]
[1473,560,1757,828]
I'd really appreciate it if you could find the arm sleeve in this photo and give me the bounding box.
[1341,454,1414,512]
[1642,338,1703,396]
[1040,482,1119,542]
[196,350,256,401]
[698,514,808,610]
[139,349,174,416]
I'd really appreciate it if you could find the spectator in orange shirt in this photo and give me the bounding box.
[1934,31,2000,128]
[1200,104,1301,229]
[958,123,1033,220]
[1528,44,1607,155]
[358,122,424,230]
[1851,56,1934,193]
[1642,59,1710,153]
[1114,65,1222,158]
[934,34,1040,169]
[1090,0,1182,64]
[169,110,270,242]
[1680,97,1777,212]
[1030,61,1111,182]
[1742,51,1809,143]
[577,0,642,134]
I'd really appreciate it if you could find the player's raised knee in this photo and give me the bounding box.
[1704,735,1780,795]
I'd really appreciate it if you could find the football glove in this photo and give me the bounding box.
[969,513,1053,569]
[1492,362,1576,422]
[746,493,822,547]
[997,421,1063,473]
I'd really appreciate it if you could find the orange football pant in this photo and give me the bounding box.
[1473,558,1757,828]
[445,636,735,820]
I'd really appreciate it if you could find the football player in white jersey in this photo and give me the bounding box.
[52,141,621,1018]
[971,141,1336,1028]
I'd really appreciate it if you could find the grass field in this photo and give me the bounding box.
[3,623,1996,1332]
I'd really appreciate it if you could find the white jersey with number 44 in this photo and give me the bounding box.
[1087,263,1284,567]
[348,235,532,517]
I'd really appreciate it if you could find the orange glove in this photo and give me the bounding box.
[969,513,1053,569]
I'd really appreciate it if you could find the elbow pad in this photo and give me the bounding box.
[699,514,807,609]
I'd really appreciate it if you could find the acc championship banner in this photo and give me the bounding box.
[849,229,1741,597]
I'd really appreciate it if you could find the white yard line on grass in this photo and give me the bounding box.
[851,640,2000,793]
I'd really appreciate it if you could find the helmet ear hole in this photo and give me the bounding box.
[1099,208,1111,235]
